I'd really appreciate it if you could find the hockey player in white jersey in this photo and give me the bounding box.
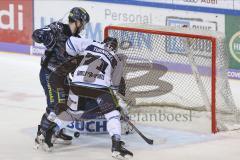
[66,36,133,159]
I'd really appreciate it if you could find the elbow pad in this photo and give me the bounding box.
[32,29,45,43]
[32,29,56,49]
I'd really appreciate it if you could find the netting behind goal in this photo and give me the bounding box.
[104,24,239,133]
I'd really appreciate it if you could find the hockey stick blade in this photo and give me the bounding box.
[122,115,154,145]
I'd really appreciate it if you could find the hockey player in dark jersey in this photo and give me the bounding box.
[32,7,91,151]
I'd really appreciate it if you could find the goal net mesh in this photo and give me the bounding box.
[105,24,240,132]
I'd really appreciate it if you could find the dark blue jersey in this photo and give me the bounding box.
[32,21,78,71]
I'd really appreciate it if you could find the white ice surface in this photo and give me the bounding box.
[1,52,240,160]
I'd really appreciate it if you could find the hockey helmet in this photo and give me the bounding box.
[68,7,90,25]
[103,37,118,52]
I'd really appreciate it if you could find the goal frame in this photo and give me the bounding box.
[104,25,217,133]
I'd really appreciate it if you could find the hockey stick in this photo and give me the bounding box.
[65,105,155,145]
[114,97,154,145]
[116,96,166,145]
[63,82,156,144]
[121,112,154,145]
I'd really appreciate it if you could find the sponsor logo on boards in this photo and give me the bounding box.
[182,0,217,5]
[183,0,198,3]
[165,17,217,54]
[229,31,240,63]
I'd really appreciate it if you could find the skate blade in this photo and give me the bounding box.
[52,136,72,145]
[33,142,40,150]
[42,143,53,152]
[112,151,133,160]
[33,142,53,152]
[33,136,43,150]
[53,139,72,145]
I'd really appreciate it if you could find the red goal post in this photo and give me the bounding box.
[104,25,237,133]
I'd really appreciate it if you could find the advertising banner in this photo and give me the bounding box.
[0,0,33,45]
[32,1,159,54]
[235,1,240,10]
[94,0,240,12]
[34,0,237,80]
[166,17,218,55]
[225,15,240,79]
[173,0,233,9]
[32,1,224,55]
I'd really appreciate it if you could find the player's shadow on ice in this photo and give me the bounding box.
[53,134,111,153]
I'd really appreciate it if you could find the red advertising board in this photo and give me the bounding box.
[0,0,33,45]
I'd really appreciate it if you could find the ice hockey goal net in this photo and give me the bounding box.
[104,24,239,133]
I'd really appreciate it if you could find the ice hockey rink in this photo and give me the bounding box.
[1,52,240,160]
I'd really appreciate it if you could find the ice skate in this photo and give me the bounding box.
[111,135,133,160]
[34,125,53,152]
[51,128,73,145]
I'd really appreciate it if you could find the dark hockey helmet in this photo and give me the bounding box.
[68,7,90,25]
[103,37,118,52]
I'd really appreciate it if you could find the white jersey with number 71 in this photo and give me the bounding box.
[66,36,123,89]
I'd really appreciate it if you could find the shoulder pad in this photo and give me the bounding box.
[49,21,65,31]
